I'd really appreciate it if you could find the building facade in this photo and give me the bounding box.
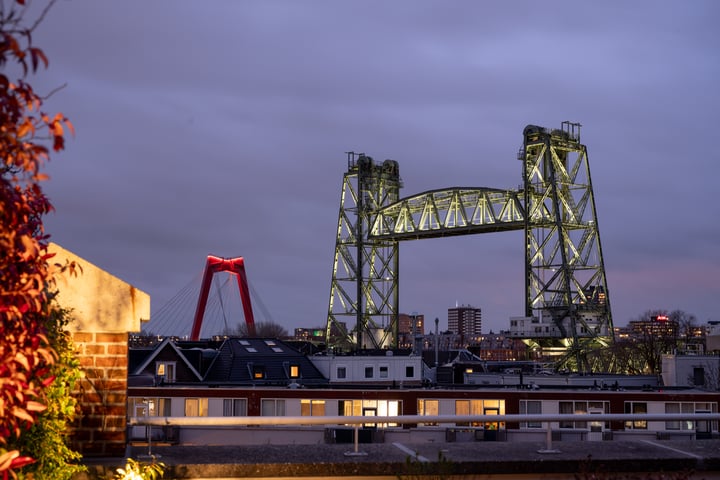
[448,305,482,344]
[397,313,424,349]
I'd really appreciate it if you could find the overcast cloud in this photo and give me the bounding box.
[26,0,720,337]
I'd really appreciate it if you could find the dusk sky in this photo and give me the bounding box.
[28,1,719,337]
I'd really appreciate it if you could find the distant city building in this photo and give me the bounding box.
[467,333,529,362]
[292,322,348,346]
[622,315,679,338]
[399,313,424,335]
[707,322,720,352]
[397,313,424,349]
[293,327,326,342]
[448,305,482,345]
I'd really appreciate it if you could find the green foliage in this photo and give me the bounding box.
[9,303,85,480]
[115,458,165,480]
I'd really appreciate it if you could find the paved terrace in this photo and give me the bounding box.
[75,439,720,479]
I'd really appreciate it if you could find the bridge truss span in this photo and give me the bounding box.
[326,123,613,371]
[370,187,525,241]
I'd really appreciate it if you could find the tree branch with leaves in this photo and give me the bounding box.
[0,0,76,477]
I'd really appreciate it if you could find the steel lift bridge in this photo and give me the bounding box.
[325,122,613,370]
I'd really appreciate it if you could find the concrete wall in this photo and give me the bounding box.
[49,243,150,457]
[662,354,720,389]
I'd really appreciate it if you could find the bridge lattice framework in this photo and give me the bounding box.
[325,122,613,369]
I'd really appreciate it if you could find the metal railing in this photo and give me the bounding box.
[129,413,720,455]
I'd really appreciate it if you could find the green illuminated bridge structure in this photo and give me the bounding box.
[325,122,613,371]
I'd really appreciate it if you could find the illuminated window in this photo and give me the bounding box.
[455,399,479,426]
[289,364,300,378]
[624,402,647,430]
[184,398,208,417]
[418,399,439,426]
[339,399,400,427]
[129,397,171,417]
[252,365,266,379]
[339,399,361,417]
[301,399,326,416]
[155,362,176,383]
[223,398,247,417]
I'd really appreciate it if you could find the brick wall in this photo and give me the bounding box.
[71,331,129,457]
[49,243,149,458]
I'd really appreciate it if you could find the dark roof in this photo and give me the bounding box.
[129,347,155,373]
[200,337,329,386]
[422,349,482,366]
[130,338,203,382]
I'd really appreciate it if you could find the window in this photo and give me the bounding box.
[261,399,286,416]
[665,402,695,431]
[301,399,326,416]
[405,365,415,378]
[289,364,300,378]
[337,366,347,379]
[559,401,588,428]
[339,400,361,417]
[155,362,176,383]
[519,400,542,428]
[453,399,505,428]
[624,402,647,429]
[184,398,208,417]
[339,399,399,427]
[223,398,247,417]
[693,367,705,386]
[559,401,573,428]
[129,397,171,417]
[364,366,373,379]
[252,365,266,379]
[455,399,482,427]
[418,399,439,426]
[379,365,389,378]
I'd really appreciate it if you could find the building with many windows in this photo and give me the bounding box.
[126,336,719,446]
[448,305,482,344]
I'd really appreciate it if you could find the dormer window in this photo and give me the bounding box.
[156,362,176,383]
[252,365,266,379]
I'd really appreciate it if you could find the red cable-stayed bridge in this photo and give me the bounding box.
[143,255,273,339]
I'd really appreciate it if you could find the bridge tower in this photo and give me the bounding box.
[521,122,613,369]
[325,153,402,351]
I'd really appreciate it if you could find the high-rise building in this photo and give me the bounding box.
[448,305,482,343]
